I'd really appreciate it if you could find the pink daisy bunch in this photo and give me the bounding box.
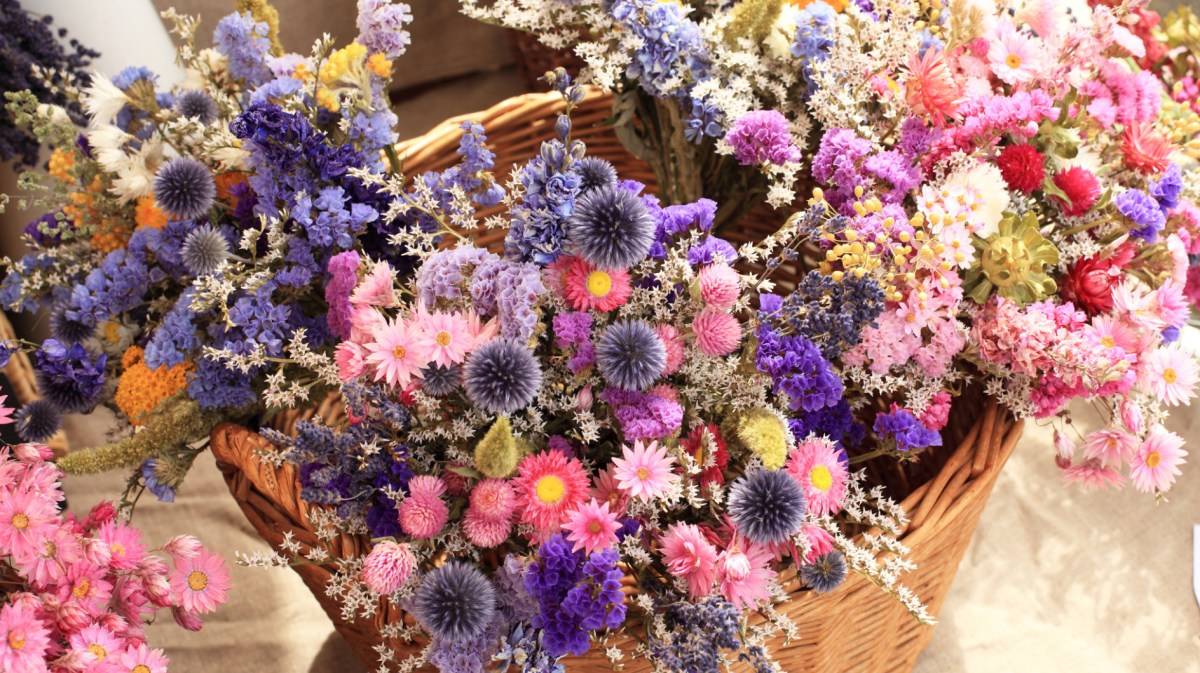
[68,622,124,670]
[801,524,836,565]
[1130,425,1187,493]
[562,499,622,555]
[512,451,591,533]
[118,644,169,673]
[589,465,630,514]
[0,488,56,560]
[96,521,146,572]
[398,475,449,539]
[659,523,719,598]
[612,440,680,502]
[169,549,231,615]
[561,255,632,312]
[463,478,517,548]
[365,317,431,388]
[786,436,849,517]
[360,540,417,594]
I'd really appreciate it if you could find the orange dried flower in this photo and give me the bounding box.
[134,196,168,231]
[114,346,193,426]
[48,147,75,182]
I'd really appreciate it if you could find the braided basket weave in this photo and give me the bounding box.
[209,89,1025,672]
[0,311,69,456]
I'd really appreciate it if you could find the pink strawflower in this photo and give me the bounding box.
[117,644,169,673]
[68,623,124,671]
[335,341,368,382]
[717,540,777,610]
[97,521,146,572]
[1121,400,1145,434]
[398,476,449,539]
[163,535,203,561]
[14,525,82,588]
[0,395,14,426]
[349,305,387,344]
[692,308,741,357]
[365,318,429,388]
[413,310,473,368]
[1139,343,1199,406]
[360,540,417,594]
[0,488,57,560]
[785,436,849,517]
[562,256,632,312]
[801,524,835,565]
[11,443,52,464]
[654,324,685,376]
[512,451,591,533]
[988,20,1042,85]
[588,464,629,515]
[904,48,963,127]
[1153,279,1190,329]
[1082,428,1139,464]
[660,523,719,598]
[1061,459,1126,490]
[1053,430,1076,464]
[697,263,741,309]
[563,499,621,555]
[612,440,680,502]
[350,261,398,307]
[1130,425,1188,493]
[172,606,203,632]
[169,549,231,615]
[0,602,51,673]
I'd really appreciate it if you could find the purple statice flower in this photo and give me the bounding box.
[494,625,564,673]
[325,251,361,340]
[356,0,413,58]
[1116,189,1167,242]
[864,151,921,204]
[568,341,596,375]
[873,408,942,452]
[561,547,626,631]
[489,260,545,341]
[213,12,273,88]
[24,212,68,246]
[525,535,623,658]
[1150,163,1182,211]
[791,1,838,95]
[144,289,202,369]
[688,236,738,266]
[35,338,106,413]
[897,117,942,159]
[0,341,15,369]
[685,95,724,143]
[505,137,580,264]
[757,292,784,318]
[652,198,718,259]
[610,0,710,98]
[553,312,593,348]
[812,128,872,212]
[647,596,743,673]
[755,324,843,413]
[64,246,152,328]
[416,245,499,306]
[217,283,292,357]
[789,399,864,449]
[601,387,683,441]
[495,555,540,625]
[187,358,257,410]
[776,271,886,359]
[725,111,801,166]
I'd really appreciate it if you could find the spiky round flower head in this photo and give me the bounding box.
[174,90,219,125]
[726,468,806,545]
[412,561,497,642]
[153,157,216,220]
[180,225,229,276]
[596,320,665,391]
[464,338,543,415]
[567,184,655,269]
[420,364,460,396]
[572,157,618,194]
[49,307,93,344]
[474,416,526,478]
[14,400,62,444]
[800,550,847,594]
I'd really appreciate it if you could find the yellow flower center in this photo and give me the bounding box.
[11,513,29,530]
[102,320,123,344]
[587,520,604,534]
[535,476,565,504]
[810,465,833,492]
[392,345,406,359]
[905,311,917,323]
[436,331,452,347]
[133,666,152,673]
[1005,54,1022,69]
[1145,451,1162,468]
[43,541,56,558]
[111,543,125,558]
[1163,368,1177,384]
[73,579,90,599]
[188,570,209,592]
[1101,336,1115,348]
[636,467,651,481]
[7,631,25,650]
[586,270,613,298]
[88,643,107,661]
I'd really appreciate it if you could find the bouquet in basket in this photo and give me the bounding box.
[0,1,453,500]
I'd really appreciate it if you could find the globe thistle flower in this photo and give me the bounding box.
[14,400,62,444]
[800,550,847,594]
[566,184,655,269]
[35,339,106,413]
[420,364,460,397]
[412,561,497,642]
[174,90,219,125]
[595,320,665,391]
[572,157,618,194]
[180,225,230,276]
[49,307,94,345]
[153,157,216,220]
[464,338,543,414]
[726,469,806,545]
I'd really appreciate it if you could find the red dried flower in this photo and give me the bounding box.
[1060,246,1134,315]
[1050,166,1101,216]
[681,423,728,487]
[1122,122,1172,174]
[996,144,1045,193]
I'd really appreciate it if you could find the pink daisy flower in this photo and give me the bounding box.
[512,451,591,533]
[660,522,719,598]
[365,318,430,388]
[1130,425,1187,493]
[1138,343,1199,406]
[117,644,169,673]
[697,263,741,309]
[988,21,1041,85]
[1061,459,1126,490]
[0,395,14,426]
[413,310,473,368]
[360,540,417,595]
[563,499,621,555]
[0,488,57,561]
[562,256,632,313]
[717,539,777,610]
[589,464,630,515]
[692,308,741,357]
[398,476,449,539]
[654,324,686,376]
[170,549,231,615]
[59,561,113,616]
[350,261,398,308]
[464,309,500,346]
[349,305,387,344]
[1153,279,1190,330]
[1082,428,1138,464]
[1112,283,1166,331]
[0,602,51,673]
[785,436,849,516]
[13,525,83,588]
[69,623,125,672]
[97,521,146,572]
[1087,315,1140,354]
[612,441,680,502]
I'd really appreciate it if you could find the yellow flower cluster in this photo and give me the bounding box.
[735,408,789,470]
[114,346,193,427]
[48,147,75,182]
[319,42,368,86]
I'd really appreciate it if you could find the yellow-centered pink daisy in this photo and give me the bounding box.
[1130,425,1187,494]
[612,440,680,502]
[563,499,622,555]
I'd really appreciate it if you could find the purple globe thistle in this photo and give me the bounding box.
[412,561,497,642]
[420,364,461,397]
[571,157,619,194]
[35,338,106,413]
[14,399,62,444]
[725,110,801,166]
[595,320,665,391]
[567,184,655,269]
[153,157,216,220]
[180,225,230,276]
[726,468,807,545]
[801,550,847,594]
[49,306,94,345]
[464,338,543,414]
[174,90,219,125]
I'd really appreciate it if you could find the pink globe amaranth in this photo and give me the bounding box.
[697,262,741,309]
[398,490,449,539]
[654,324,686,376]
[692,308,741,357]
[463,511,510,548]
[360,540,417,595]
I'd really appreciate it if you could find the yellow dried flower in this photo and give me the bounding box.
[965,210,1059,305]
[735,408,789,470]
[48,147,75,182]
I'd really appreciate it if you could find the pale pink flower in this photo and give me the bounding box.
[562,499,621,555]
[697,263,741,309]
[13,525,82,588]
[169,549,231,614]
[161,535,202,560]
[360,540,417,594]
[96,521,146,571]
[1087,314,1140,354]
[0,395,14,426]
[412,310,473,368]
[398,476,449,539]
[1061,459,1126,490]
[464,310,500,346]
[588,464,629,514]
[117,644,169,673]
[59,561,113,615]
[0,602,51,673]
[10,443,51,463]
[1120,400,1145,434]
[365,318,429,388]
[1112,282,1166,331]
[692,308,741,357]
[1082,428,1138,464]
[1053,430,1076,463]
[654,324,686,376]
[612,441,680,502]
[1130,425,1188,493]
[463,478,516,547]
[988,21,1042,85]
[0,488,57,560]
[1167,234,1189,284]
[801,524,835,565]
[717,539,777,610]
[1138,343,1199,406]
[785,436,848,516]
[68,623,124,671]
[660,523,719,598]
[349,305,387,344]
[350,261,398,307]
[1153,279,1190,330]
[335,341,368,382]
[938,222,975,268]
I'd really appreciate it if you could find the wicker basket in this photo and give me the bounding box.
[507,30,586,92]
[0,311,69,456]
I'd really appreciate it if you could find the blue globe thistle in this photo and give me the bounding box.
[420,364,461,397]
[464,338,543,414]
[726,468,806,545]
[35,339,105,413]
[801,550,847,594]
[567,184,655,269]
[180,225,230,276]
[153,157,215,220]
[15,399,62,443]
[49,306,94,344]
[412,561,497,642]
[595,320,665,391]
[174,90,219,125]
[571,157,618,194]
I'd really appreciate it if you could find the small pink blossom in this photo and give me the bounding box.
[660,523,719,598]
[350,261,398,308]
[654,324,685,376]
[785,436,848,517]
[717,539,777,610]
[612,441,680,502]
[1061,459,1126,490]
[692,308,741,357]
[1130,425,1187,493]
[1082,428,1138,464]
[563,499,622,555]
[398,476,449,539]
[335,341,368,382]
[697,263,741,309]
[169,549,230,615]
[0,602,52,673]
[360,540,417,594]
[1138,342,1199,406]
[364,318,430,388]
